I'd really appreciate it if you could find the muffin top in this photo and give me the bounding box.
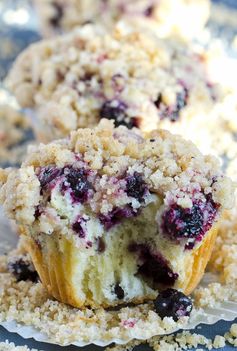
[6,21,216,139]
[0,120,234,227]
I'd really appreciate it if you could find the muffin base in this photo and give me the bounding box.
[25,225,218,309]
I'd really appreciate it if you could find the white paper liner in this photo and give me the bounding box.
[0,209,237,347]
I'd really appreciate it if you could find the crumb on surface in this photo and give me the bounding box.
[0,341,41,351]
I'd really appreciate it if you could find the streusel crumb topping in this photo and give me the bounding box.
[0,119,234,227]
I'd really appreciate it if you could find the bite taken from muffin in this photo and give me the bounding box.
[0,120,234,309]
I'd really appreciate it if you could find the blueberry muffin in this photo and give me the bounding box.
[0,105,34,167]
[0,120,234,308]
[6,22,221,153]
[34,0,210,39]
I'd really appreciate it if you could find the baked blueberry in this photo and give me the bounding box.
[100,100,138,129]
[126,172,147,202]
[38,166,62,189]
[114,283,125,300]
[8,258,39,283]
[99,206,138,230]
[63,167,93,203]
[154,288,193,321]
[129,244,178,286]
[162,196,219,247]
[50,2,64,28]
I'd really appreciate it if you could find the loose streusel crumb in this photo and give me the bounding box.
[0,342,41,351]
[107,324,237,351]
[225,323,237,347]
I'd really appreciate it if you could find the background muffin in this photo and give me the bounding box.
[34,0,210,39]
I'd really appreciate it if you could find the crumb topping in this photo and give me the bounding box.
[6,21,215,141]
[0,120,233,228]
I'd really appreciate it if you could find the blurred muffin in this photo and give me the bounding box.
[0,120,234,308]
[34,0,210,39]
[6,22,226,156]
[6,22,237,165]
[0,105,34,168]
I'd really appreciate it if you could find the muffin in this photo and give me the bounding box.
[34,0,210,39]
[6,22,226,156]
[0,105,34,167]
[0,120,234,308]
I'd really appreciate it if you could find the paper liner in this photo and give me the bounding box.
[0,210,237,347]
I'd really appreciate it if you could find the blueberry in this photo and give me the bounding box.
[8,258,39,283]
[34,206,42,220]
[99,100,138,129]
[162,196,219,247]
[162,204,204,239]
[99,206,138,230]
[128,244,178,286]
[64,168,92,203]
[171,89,189,121]
[114,283,125,300]
[97,237,106,253]
[154,288,193,321]
[126,172,147,202]
[155,88,189,122]
[72,216,87,238]
[38,166,62,189]
[50,2,64,28]
[144,5,154,17]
